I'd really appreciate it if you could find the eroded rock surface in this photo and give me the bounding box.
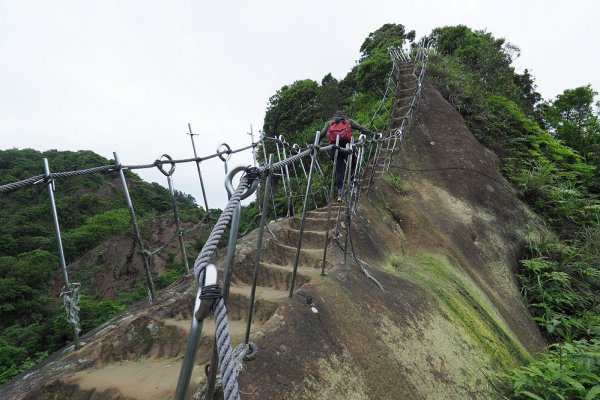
[1,76,545,400]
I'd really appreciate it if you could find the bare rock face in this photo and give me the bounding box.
[1,80,545,400]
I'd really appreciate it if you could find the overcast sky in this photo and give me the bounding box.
[1,0,598,210]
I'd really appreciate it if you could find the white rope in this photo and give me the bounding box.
[60,282,81,336]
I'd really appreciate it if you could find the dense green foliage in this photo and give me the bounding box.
[2,23,598,397]
[429,25,600,398]
[503,340,600,399]
[262,23,411,143]
[259,23,412,217]
[0,148,200,384]
[0,23,415,382]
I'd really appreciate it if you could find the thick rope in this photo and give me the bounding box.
[193,179,250,282]
[193,342,257,400]
[0,164,114,193]
[60,283,82,335]
[0,139,267,193]
[189,174,258,400]
[213,299,239,400]
[188,148,319,399]
[0,175,45,193]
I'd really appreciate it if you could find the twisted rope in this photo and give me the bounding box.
[0,175,45,193]
[213,299,239,400]
[193,342,257,400]
[187,146,319,399]
[0,138,266,193]
[189,174,253,400]
[0,164,114,193]
[60,282,82,335]
[51,165,115,179]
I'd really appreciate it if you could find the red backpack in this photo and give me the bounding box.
[327,119,352,143]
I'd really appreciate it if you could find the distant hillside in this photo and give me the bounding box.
[0,148,202,383]
[0,148,200,260]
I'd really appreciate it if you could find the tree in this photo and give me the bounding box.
[359,23,407,60]
[513,69,542,116]
[430,25,521,105]
[538,85,600,173]
[262,79,322,141]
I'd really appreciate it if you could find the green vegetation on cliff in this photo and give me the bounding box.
[1,22,599,398]
[259,23,414,217]
[428,25,600,399]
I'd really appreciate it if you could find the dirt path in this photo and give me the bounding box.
[65,203,340,399]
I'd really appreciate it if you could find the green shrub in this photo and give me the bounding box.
[503,339,600,400]
[0,350,48,385]
[384,172,410,194]
[518,234,600,342]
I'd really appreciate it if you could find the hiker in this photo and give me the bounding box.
[319,110,377,201]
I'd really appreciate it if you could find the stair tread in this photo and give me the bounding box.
[229,283,288,300]
[163,316,261,336]
[275,242,326,253]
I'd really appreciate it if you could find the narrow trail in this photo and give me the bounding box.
[0,42,428,400]
[67,204,346,399]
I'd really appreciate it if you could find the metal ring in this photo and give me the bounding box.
[217,143,232,162]
[224,165,260,200]
[156,154,176,177]
[278,135,288,146]
[292,143,301,154]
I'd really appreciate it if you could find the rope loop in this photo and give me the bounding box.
[241,342,258,361]
[156,154,176,177]
[217,143,232,162]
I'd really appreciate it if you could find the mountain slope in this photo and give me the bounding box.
[0,79,546,400]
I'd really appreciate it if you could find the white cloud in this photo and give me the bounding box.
[1,0,598,209]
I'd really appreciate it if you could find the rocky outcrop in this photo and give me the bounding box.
[1,78,546,400]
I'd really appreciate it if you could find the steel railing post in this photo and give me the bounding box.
[43,158,81,349]
[278,136,294,216]
[275,139,292,217]
[343,138,355,266]
[321,135,340,276]
[186,124,210,216]
[289,132,320,297]
[113,152,156,305]
[158,155,190,271]
[244,154,274,343]
[262,135,278,220]
[174,264,218,400]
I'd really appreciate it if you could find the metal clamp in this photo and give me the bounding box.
[156,154,176,177]
[278,135,288,147]
[195,264,218,321]
[224,165,260,200]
